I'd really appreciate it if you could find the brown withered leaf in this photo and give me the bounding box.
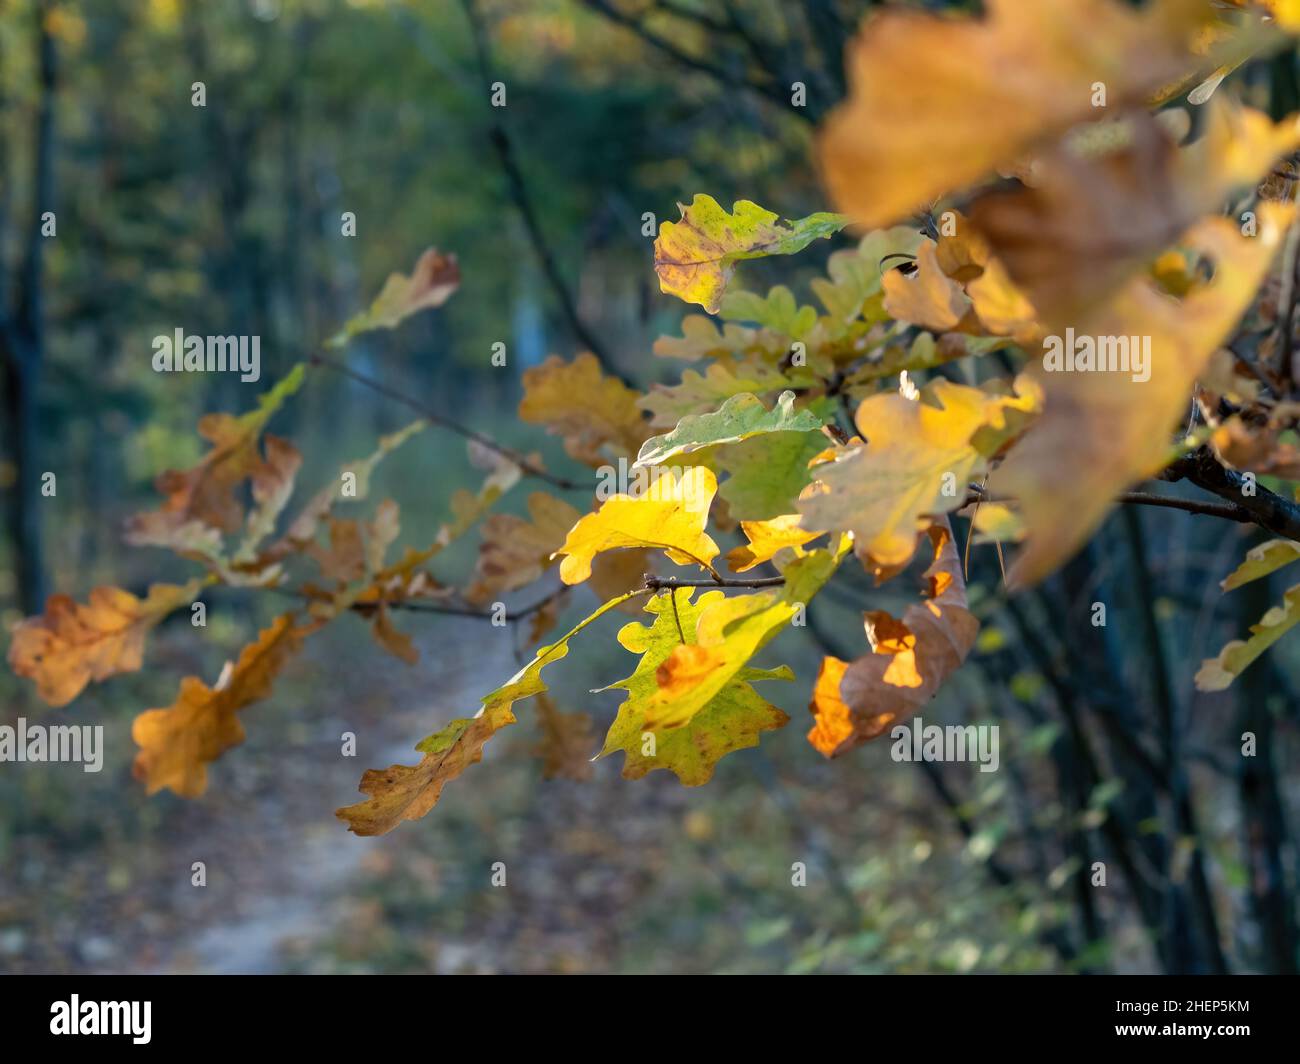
[337,593,635,835]
[9,581,204,707]
[308,518,367,584]
[808,521,978,757]
[971,103,1300,329]
[127,366,304,540]
[132,613,311,797]
[467,492,581,605]
[372,603,418,666]
[255,420,427,568]
[990,206,1293,586]
[238,435,303,560]
[819,0,1211,228]
[526,588,569,645]
[589,547,656,614]
[1211,416,1300,479]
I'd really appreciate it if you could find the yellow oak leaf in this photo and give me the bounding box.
[643,542,848,731]
[598,588,791,785]
[132,613,311,797]
[1196,583,1300,691]
[554,465,720,585]
[798,377,1039,570]
[966,257,1041,344]
[726,514,826,572]
[1221,539,1300,591]
[819,0,1214,227]
[990,204,1293,586]
[881,241,977,333]
[519,352,649,466]
[639,360,811,429]
[9,580,206,707]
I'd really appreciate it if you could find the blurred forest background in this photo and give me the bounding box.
[0,0,1297,974]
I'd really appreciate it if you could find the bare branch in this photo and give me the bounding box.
[459,0,633,387]
[643,573,784,589]
[308,353,582,491]
[1161,447,1300,542]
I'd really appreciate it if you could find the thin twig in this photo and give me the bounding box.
[644,573,785,590]
[308,352,581,490]
[280,583,569,621]
[965,482,1267,529]
[460,0,633,387]
[579,0,808,122]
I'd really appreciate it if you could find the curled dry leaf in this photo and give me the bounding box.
[1220,539,1300,591]
[337,592,637,835]
[970,103,1300,328]
[1196,583,1300,691]
[808,521,979,757]
[990,205,1293,586]
[126,365,305,541]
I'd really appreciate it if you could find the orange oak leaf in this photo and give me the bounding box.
[808,522,979,757]
[519,352,649,467]
[9,581,205,707]
[990,205,1293,585]
[126,365,305,541]
[132,613,311,797]
[970,103,1300,329]
[881,241,978,333]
